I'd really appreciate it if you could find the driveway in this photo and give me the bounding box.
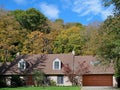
[81,86,119,90]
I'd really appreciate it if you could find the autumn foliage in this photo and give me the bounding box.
[63,61,89,86]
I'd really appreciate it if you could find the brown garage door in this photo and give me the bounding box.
[83,74,113,86]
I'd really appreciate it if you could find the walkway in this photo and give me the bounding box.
[81,86,119,90]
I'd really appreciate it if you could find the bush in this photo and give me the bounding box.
[33,70,45,86]
[11,75,24,87]
[0,76,6,87]
[116,77,120,87]
[49,79,56,86]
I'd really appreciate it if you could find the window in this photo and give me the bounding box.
[57,76,63,84]
[53,58,61,70]
[54,61,59,69]
[90,61,100,66]
[18,59,26,71]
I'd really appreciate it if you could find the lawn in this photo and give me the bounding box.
[0,86,80,90]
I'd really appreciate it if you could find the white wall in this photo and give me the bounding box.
[48,76,72,86]
[113,76,117,87]
[64,76,72,86]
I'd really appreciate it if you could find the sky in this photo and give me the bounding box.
[0,0,114,25]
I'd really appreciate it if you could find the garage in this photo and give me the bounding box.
[83,74,113,86]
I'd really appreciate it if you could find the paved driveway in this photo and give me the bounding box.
[81,86,119,90]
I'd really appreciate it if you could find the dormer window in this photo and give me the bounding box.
[18,59,26,71]
[53,58,61,70]
[90,61,100,66]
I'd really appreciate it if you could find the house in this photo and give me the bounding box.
[0,54,117,87]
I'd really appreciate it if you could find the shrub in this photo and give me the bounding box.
[33,70,45,86]
[49,79,56,86]
[11,75,24,87]
[0,76,6,87]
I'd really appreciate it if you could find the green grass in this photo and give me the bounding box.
[0,86,80,90]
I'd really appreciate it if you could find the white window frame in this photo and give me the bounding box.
[18,59,26,71]
[53,58,61,70]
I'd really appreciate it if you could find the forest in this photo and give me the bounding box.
[0,8,101,62]
[0,6,120,62]
[0,0,120,87]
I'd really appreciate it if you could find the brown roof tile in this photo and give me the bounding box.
[75,56,114,74]
[0,54,114,75]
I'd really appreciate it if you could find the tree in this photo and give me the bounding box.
[0,7,8,16]
[63,61,89,86]
[97,15,120,87]
[82,21,102,55]
[0,12,27,62]
[64,22,83,29]
[33,70,45,86]
[53,26,85,55]
[103,0,120,15]
[47,19,64,31]
[21,31,44,54]
[12,8,50,33]
[100,0,120,87]
[21,30,53,54]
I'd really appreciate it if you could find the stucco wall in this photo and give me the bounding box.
[48,76,72,86]
[64,76,72,86]
[113,76,117,87]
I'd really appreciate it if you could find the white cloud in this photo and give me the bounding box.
[14,0,38,5]
[14,0,27,5]
[101,5,114,19]
[60,0,72,9]
[39,2,60,20]
[72,0,113,20]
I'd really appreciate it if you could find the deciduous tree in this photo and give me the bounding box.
[12,8,50,33]
[63,61,89,86]
[103,0,120,15]
[53,26,85,55]
[97,16,120,87]
[0,12,27,62]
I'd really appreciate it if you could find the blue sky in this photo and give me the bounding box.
[0,0,114,25]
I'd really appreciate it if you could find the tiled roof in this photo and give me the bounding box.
[0,54,114,75]
[75,56,114,74]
